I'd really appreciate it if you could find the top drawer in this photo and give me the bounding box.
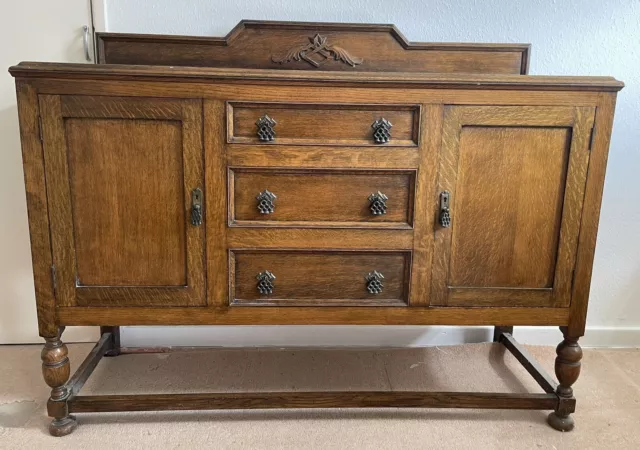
[227,102,420,146]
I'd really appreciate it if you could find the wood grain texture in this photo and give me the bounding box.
[456,105,576,126]
[95,20,530,74]
[448,288,553,306]
[409,104,443,306]
[14,82,57,337]
[56,306,570,326]
[449,126,571,289]
[230,169,415,228]
[39,95,76,307]
[551,107,595,307]
[430,107,462,306]
[66,118,187,286]
[68,391,558,413]
[229,102,419,146]
[60,95,184,119]
[568,94,617,336]
[9,62,624,92]
[231,251,410,306]
[10,38,620,343]
[226,228,413,250]
[228,145,420,169]
[15,81,617,328]
[431,106,595,308]
[205,100,229,307]
[180,100,207,304]
[25,78,607,108]
[40,95,206,307]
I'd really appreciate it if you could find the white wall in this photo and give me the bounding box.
[0,1,100,343]
[103,0,640,348]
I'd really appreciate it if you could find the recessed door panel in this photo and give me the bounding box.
[430,106,595,307]
[40,95,206,307]
[449,126,570,289]
[67,118,187,287]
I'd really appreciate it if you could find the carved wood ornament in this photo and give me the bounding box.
[272,33,363,68]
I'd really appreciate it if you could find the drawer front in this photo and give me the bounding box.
[230,169,415,228]
[231,251,410,306]
[228,102,420,146]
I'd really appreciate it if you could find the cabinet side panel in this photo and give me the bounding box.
[15,81,57,337]
[569,94,618,336]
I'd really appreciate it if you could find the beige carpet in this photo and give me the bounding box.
[0,342,638,449]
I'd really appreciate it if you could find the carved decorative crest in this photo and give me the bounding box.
[272,33,363,68]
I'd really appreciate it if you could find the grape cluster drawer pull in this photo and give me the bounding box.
[256,271,276,295]
[371,118,393,144]
[368,191,388,215]
[256,114,276,142]
[256,190,277,214]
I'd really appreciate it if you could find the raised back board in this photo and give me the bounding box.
[97,20,530,74]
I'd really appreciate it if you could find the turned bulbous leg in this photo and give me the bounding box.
[42,328,76,436]
[547,327,582,432]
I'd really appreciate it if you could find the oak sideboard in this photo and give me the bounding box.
[9,20,623,436]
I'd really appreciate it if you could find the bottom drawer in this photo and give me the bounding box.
[230,250,411,306]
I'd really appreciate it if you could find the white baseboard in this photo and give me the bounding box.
[121,325,640,349]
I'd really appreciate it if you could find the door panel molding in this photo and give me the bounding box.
[40,95,206,307]
[430,105,595,308]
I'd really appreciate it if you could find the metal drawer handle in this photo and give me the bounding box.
[257,271,276,295]
[369,191,388,215]
[257,190,277,214]
[439,191,451,228]
[190,188,203,226]
[372,118,392,144]
[366,271,384,294]
[256,115,276,141]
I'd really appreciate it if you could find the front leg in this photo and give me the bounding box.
[547,326,582,432]
[41,327,76,436]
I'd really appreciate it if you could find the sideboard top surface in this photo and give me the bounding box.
[8,62,624,92]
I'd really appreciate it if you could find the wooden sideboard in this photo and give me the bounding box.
[10,21,622,436]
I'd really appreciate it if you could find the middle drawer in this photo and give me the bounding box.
[229,168,416,228]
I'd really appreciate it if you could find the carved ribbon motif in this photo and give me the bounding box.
[272,33,363,68]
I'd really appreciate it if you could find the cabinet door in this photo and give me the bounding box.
[40,96,205,307]
[430,106,594,307]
